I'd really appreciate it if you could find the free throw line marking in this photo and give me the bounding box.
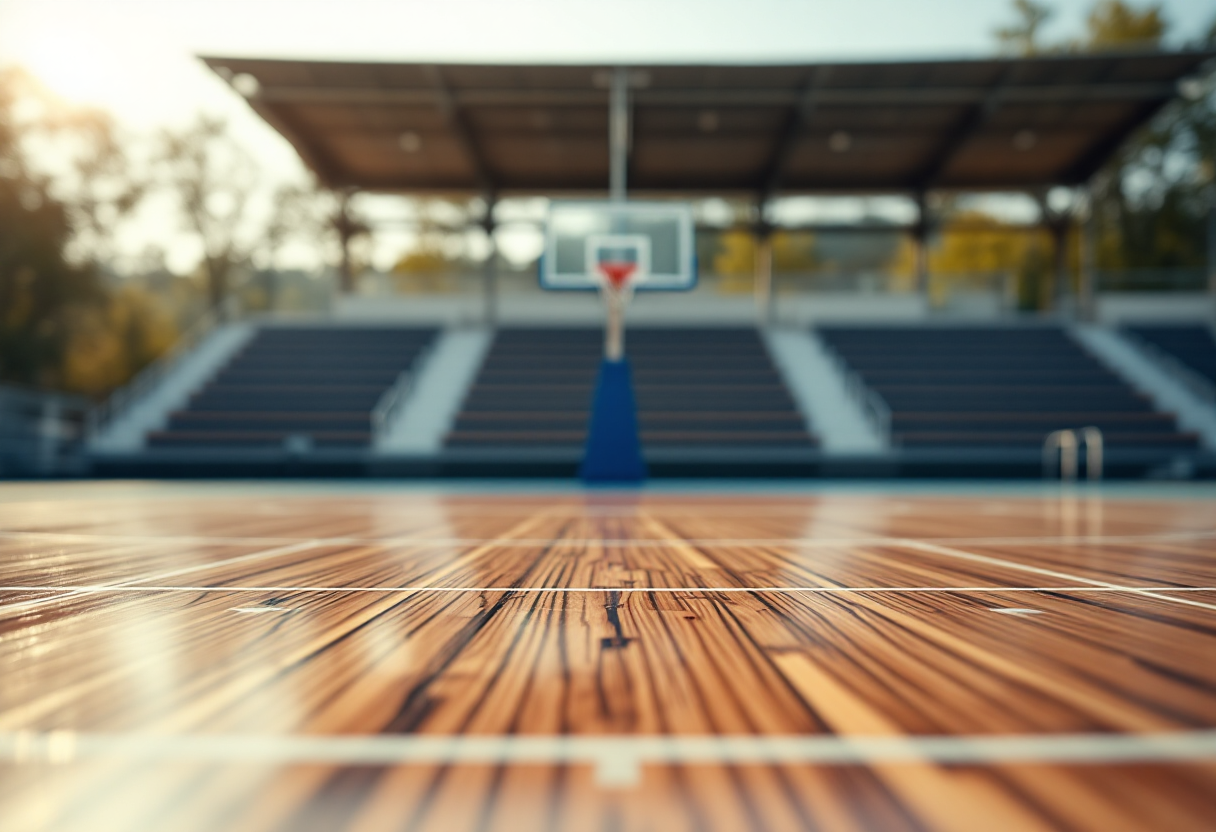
[3,730,1215,787]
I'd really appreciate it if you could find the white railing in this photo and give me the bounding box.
[1043,427,1103,481]
[371,343,433,445]
[822,344,891,442]
[370,371,412,443]
[856,379,891,442]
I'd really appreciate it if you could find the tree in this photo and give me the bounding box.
[991,0,1215,273]
[0,68,103,389]
[43,108,147,271]
[1083,0,1166,51]
[59,285,177,396]
[158,116,260,316]
[995,0,1054,55]
[1081,3,1211,271]
[391,198,468,293]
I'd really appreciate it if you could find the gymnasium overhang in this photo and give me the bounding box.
[202,51,1215,198]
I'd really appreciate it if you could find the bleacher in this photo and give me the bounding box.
[818,326,1197,450]
[1124,324,1216,387]
[446,328,814,451]
[147,327,436,449]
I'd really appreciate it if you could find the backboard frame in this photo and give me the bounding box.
[539,200,697,292]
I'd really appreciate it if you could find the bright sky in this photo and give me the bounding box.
[2,0,1213,272]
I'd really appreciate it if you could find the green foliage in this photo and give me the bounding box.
[1084,0,1166,51]
[995,0,1054,55]
[0,68,174,396]
[993,0,1215,271]
[1083,1,1211,270]
[390,198,466,293]
[0,68,102,389]
[157,116,257,311]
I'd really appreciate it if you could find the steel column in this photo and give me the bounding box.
[755,227,774,325]
[610,68,629,202]
[1080,184,1097,322]
[1208,180,1216,321]
[913,192,930,296]
[482,195,498,326]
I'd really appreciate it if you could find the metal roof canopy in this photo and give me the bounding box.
[203,52,1213,197]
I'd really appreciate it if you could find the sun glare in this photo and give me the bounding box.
[24,30,115,103]
[21,28,133,110]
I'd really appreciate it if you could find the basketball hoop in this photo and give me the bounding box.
[587,235,649,294]
[540,202,694,361]
[586,235,650,360]
[540,201,692,481]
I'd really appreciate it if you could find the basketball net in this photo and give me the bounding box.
[595,260,639,297]
[587,235,648,362]
[595,260,637,362]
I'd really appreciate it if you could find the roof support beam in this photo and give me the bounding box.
[1059,97,1167,184]
[253,82,1179,109]
[911,68,1012,190]
[423,65,495,193]
[236,94,346,186]
[610,67,630,201]
[757,67,831,203]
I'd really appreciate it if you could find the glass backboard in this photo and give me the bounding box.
[540,201,696,291]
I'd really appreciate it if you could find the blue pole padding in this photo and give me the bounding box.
[579,358,647,483]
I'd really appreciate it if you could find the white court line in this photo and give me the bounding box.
[902,540,1216,613]
[2,730,1214,787]
[2,585,1213,595]
[2,530,1215,548]
[0,540,320,615]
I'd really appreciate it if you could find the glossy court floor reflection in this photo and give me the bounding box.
[1,483,1215,831]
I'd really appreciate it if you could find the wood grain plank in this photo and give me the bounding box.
[2,489,1216,831]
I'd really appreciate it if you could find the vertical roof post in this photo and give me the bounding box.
[482,192,498,327]
[754,197,775,325]
[610,67,629,203]
[1208,178,1216,323]
[913,190,931,297]
[1079,181,1098,323]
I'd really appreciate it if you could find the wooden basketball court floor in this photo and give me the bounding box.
[2,482,1215,832]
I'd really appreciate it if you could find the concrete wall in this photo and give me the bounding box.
[1096,293,1216,324]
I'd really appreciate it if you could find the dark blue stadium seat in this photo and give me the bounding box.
[818,326,1197,450]
[446,328,815,450]
[147,327,437,449]
[1124,324,1216,386]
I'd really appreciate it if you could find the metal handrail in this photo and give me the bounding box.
[860,384,892,441]
[1079,426,1104,481]
[1043,430,1079,481]
[370,339,440,443]
[1043,427,1103,481]
[371,370,414,443]
[826,346,891,442]
[85,303,227,438]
